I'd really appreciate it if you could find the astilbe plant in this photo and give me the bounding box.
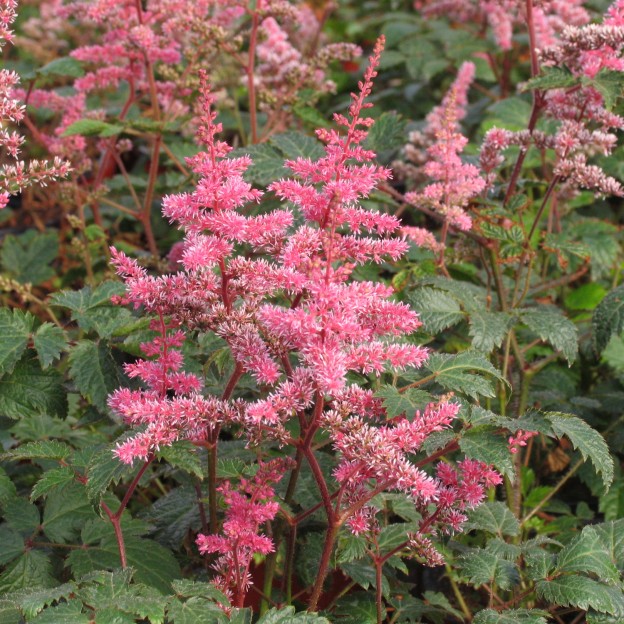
[0,0,69,209]
[107,39,502,613]
[13,0,359,258]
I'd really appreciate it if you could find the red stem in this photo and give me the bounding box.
[246,0,261,144]
[100,455,154,568]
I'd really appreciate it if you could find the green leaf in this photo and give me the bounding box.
[523,67,578,91]
[51,282,129,338]
[473,609,550,624]
[230,144,287,186]
[0,468,16,506]
[593,284,624,353]
[599,478,624,521]
[31,466,76,500]
[536,576,624,616]
[465,502,520,537]
[62,119,123,137]
[35,56,85,78]
[166,597,228,624]
[0,309,34,375]
[141,486,201,549]
[460,429,515,480]
[85,443,135,503]
[375,385,432,419]
[216,458,247,479]
[269,132,325,161]
[458,550,519,590]
[255,606,330,623]
[0,599,20,624]
[587,613,624,624]
[17,583,75,619]
[73,569,167,624]
[33,323,68,369]
[486,538,522,561]
[336,534,367,564]
[295,532,324,587]
[171,580,229,605]
[565,283,607,311]
[424,351,508,399]
[409,287,464,334]
[29,600,89,624]
[2,440,72,462]
[292,104,331,129]
[585,69,624,110]
[546,412,613,489]
[593,519,624,569]
[69,341,121,411]
[486,97,532,130]
[469,311,513,353]
[601,334,624,374]
[0,526,24,566]
[332,594,379,624]
[1,231,58,286]
[0,551,56,594]
[42,482,98,544]
[341,560,389,596]
[0,356,67,419]
[377,523,419,554]
[389,591,464,624]
[364,112,407,153]
[67,536,181,593]
[521,308,578,365]
[556,526,619,583]
[157,441,203,479]
[2,497,40,535]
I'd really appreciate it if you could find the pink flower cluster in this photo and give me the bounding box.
[0,0,70,208]
[414,0,589,51]
[508,429,538,454]
[482,0,624,198]
[196,459,290,606]
[405,62,486,231]
[329,399,502,563]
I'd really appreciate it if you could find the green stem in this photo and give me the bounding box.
[445,563,472,622]
[521,459,583,525]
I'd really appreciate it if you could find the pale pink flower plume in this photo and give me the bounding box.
[405,62,485,230]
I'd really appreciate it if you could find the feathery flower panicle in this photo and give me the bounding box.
[404,62,485,231]
[110,38,498,594]
[0,0,70,208]
[414,0,589,51]
[196,459,291,607]
[481,0,624,198]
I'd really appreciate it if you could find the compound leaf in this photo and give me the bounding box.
[424,351,508,399]
[0,356,66,419]
[465,502,520,537]
[546,412,613,490]
[69,341,121,412]
[0,309,34,375]
[33,324,67,369]
[473,609,550,624]
[536,576,624,616]
[521,308,578,365]
[593,284,624,353]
